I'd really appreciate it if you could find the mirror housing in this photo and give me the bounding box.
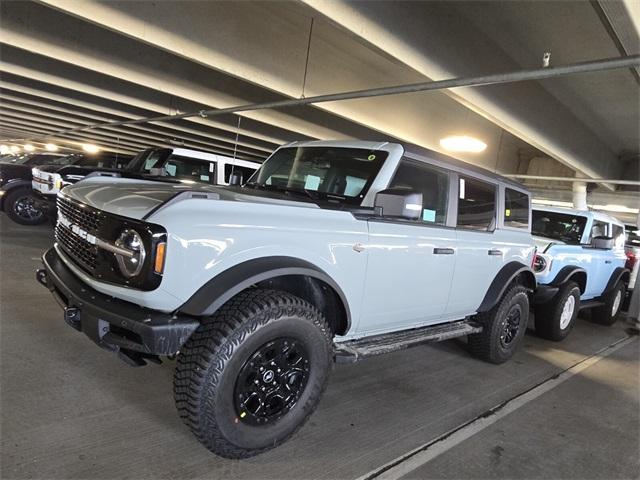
[228,171,243,186]
[374,188,423,220]
[591,236,614,250]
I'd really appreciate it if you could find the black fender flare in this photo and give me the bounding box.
[550,265,587,294]
[602,267,630,295]
[477,261,536,313]
[179,256,351,327]
[0,179,33,211]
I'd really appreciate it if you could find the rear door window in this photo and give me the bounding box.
[165,155,214,183]
[457,176,496,231]
[388,160,449,225]
[504,188,530,229]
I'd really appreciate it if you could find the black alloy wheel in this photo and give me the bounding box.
[234,337,310,426]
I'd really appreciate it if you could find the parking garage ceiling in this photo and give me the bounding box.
[0,1,638,200]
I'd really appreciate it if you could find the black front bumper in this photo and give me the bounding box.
[37,247,200,365]
[533,284,560,305]
[32,191,57,219]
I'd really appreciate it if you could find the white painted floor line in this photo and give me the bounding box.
[359,335,636,480]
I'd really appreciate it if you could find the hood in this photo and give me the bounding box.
[0,163,31,186]
[62,177,319,220]
[36,164,70,174]
[532,235,565,252]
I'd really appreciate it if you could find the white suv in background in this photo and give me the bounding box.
[31,147,261,217]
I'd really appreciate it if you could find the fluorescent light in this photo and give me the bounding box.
[10,146,20,153]
[440,135,487,153]
[82,144,100,153]
[45,143,59,152]
[23,144,35,152]
[0,145,9,154]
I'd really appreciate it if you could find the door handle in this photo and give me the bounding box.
[605,260,612,264]
[433,247,455,255]
[488,249,503,256]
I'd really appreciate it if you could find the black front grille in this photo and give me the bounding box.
[57,196,102,233]
[53,194,166,291]
[55,223,98,272]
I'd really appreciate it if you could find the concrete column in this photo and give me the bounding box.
[572,181,588,210]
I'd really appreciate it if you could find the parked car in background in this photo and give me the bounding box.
[0,152,75,225]
[37,140,536,458]
[136,147,260,185]
[32,152,131,217]
[32,147,260,218]
[531,206,629,340]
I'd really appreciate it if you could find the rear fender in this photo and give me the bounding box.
[477,261,535,312]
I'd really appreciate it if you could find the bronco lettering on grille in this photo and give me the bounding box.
[58,213,97,245]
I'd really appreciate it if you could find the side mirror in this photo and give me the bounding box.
[229,171,243,186]
[374,188,423,220]
[591,236,614,250]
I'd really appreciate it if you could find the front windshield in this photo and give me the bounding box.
[532,210,587,244]
[249,146,388,205]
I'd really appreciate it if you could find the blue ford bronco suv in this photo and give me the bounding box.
[531,206,629,340]
[37,141,536,458]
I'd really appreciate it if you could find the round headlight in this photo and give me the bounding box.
[114,229,146,278]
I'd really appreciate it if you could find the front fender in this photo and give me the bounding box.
[179,256,351,326]
[549,265,587,294]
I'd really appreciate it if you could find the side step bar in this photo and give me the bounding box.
[334,320,482,364]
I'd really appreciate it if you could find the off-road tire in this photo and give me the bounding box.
[4,188,47,225]
[592,281,626,326]
[173,289,332,459]
[468,284,529,364]
[535,281,581,341]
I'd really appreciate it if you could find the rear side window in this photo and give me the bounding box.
[590,220,609,241]
[504,188,530,229]
[612,224,625,248]
[389,160,449,225]
[457,177,496,231]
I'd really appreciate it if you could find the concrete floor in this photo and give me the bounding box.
[1,213,639,480]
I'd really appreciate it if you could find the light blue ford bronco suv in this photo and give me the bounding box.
[531,206,629,340]
[37,141,536,458]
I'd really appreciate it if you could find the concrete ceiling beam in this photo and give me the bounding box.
[0,101,265,160]
[0,86,270,158]
[24,0,521,173]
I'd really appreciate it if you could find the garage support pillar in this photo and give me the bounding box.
[572,182,588,210]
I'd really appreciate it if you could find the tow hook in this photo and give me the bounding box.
[35,269,48,288]
[64,307,81,331]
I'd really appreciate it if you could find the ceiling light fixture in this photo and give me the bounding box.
[45,143,59,152]
[0,145,9,154]
[82,144,100,154]
[440,135,487,153]
[10,146,20,153]
[23,144,35,152]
